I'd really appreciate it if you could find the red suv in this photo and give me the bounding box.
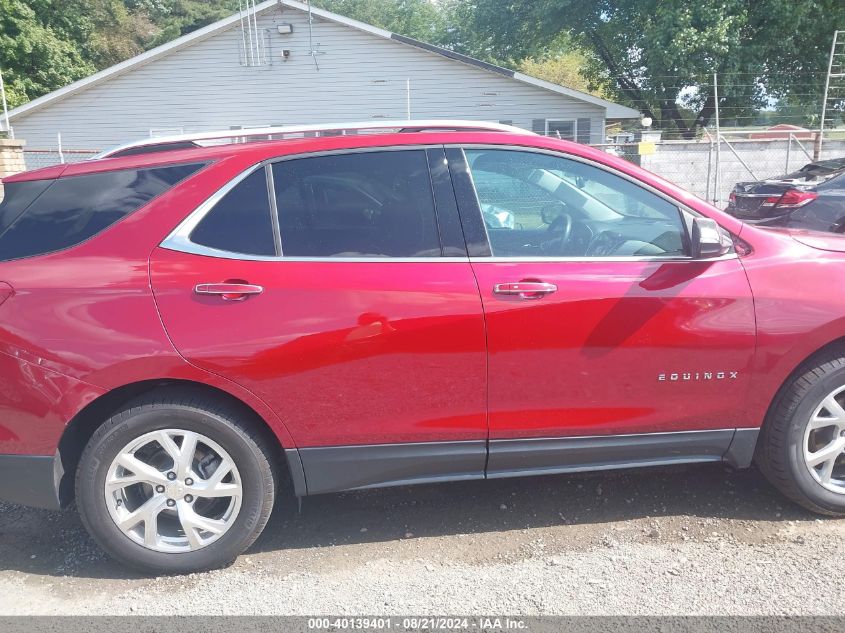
[2,121,845,574]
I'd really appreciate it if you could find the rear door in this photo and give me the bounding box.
[447,146,756,476]
[150,147,488,493]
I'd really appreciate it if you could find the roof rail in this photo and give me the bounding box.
[95,119,533,159]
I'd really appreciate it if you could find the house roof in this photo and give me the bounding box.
[7,0,641,121]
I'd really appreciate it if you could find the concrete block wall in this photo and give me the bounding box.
[639,138,845,206]
[0,138,27,201]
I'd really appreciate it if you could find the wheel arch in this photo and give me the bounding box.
[760,336,845,438]
[56,378,303,507]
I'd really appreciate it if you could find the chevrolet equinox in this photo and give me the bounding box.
[1,121,845,573]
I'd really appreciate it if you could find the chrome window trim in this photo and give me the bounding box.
[161,163,265,258]
[161,145,454,262]
[160,143,739,265]
[467,253,738,264]
[450,143,741,264]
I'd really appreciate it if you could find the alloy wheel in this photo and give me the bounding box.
[803,386,845,494]
[104,429,243,552]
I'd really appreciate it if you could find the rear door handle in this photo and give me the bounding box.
[194,283,264,301]
[493,282,557,299]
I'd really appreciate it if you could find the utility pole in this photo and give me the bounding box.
[0,67,10,138]
[713,72,721,206]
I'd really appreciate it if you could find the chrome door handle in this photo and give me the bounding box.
[194,283,264,301]
[493,282,558,299]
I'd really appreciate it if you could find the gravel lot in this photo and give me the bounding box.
[1,463,844,615]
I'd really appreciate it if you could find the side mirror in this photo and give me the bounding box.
[691,217,731,258]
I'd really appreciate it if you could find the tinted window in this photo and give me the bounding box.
[465,149,687,258]
[0,163,204,262]
[0,180,52,235]
[272,150,441,257]
[190,169,276,256]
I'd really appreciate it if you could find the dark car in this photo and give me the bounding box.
[726,158,845,231]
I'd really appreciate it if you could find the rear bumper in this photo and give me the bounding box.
[0,453,64,510]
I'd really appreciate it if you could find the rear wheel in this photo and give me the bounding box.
[758,353,845,515]
[76,391,276,574]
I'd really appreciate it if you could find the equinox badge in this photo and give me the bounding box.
[658,371,739,381]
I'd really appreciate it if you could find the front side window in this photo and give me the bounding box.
[0,163,204,262]
[272,150,441,258]
[465,149,688,258]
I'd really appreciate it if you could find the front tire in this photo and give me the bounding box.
[757,353,845,515]
[76,390,276,574]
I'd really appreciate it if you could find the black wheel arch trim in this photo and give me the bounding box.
[0,452,65,510]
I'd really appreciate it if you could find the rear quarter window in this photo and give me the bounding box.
[0,163,205,262]
[0,180,53,235]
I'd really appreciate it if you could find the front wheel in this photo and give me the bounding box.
[757,353,845,515]
[76,391,276,574]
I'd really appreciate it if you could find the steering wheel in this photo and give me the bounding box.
[539,211,573,256]
[547,212,573,243]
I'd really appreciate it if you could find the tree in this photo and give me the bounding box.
[314,0,452,46]
[36,0,154,67]
[0,0,94,108]
[0,0,240,108]
[462,0,845,138]
[516,34,608,99]
[133,0,240,48]
[519,53,605,98]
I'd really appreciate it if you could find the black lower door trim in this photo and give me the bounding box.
[487,429,736,479]
[292,429,759,496]
[298,440,486,495]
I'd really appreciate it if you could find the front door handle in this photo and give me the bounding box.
[194,283,264,301]
[493,282,557,299]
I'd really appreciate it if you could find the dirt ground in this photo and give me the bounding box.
[1,463,844,615]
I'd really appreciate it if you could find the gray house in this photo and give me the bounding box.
[6,0,639,152]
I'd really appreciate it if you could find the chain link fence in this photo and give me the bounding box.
[587,134,845,208]
[15,134,845,212]
[22,149,101,170]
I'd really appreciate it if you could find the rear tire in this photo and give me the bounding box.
[757,352,845,516]
[76,389,276,574]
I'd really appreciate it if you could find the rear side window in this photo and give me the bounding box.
[190,169,276,256]
[0,163,204,262]
[272,150,441,257]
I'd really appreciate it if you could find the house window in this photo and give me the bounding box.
[545,119,577,141]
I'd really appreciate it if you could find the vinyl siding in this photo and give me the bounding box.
[11,5,607,149]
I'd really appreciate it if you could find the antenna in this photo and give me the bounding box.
[237,0,249,65]
[307,0,325,70]
[251,0,262,66]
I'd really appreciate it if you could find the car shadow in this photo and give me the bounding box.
[0,463,821,581]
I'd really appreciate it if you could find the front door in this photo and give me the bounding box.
[447,147,756,476]
[151,148,488,492]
